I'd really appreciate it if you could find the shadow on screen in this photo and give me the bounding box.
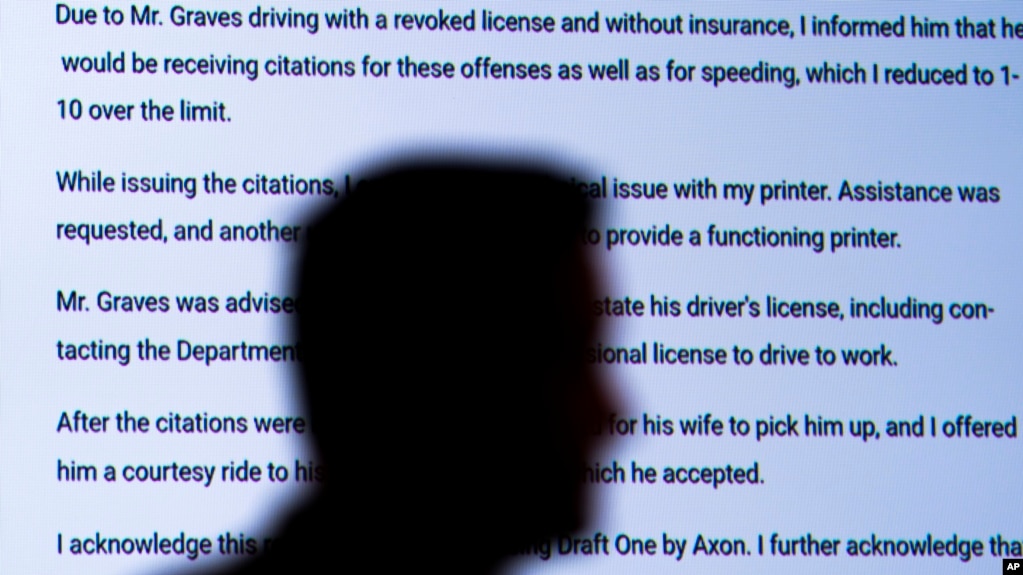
[191,159,617,574]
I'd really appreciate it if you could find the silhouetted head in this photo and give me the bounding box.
[296,162,611,570]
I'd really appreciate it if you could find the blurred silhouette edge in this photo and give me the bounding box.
[214,160,614,574]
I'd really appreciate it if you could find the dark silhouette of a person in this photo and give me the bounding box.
[216,162,613,574]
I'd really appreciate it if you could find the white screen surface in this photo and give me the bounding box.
[1,2,1021,574]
